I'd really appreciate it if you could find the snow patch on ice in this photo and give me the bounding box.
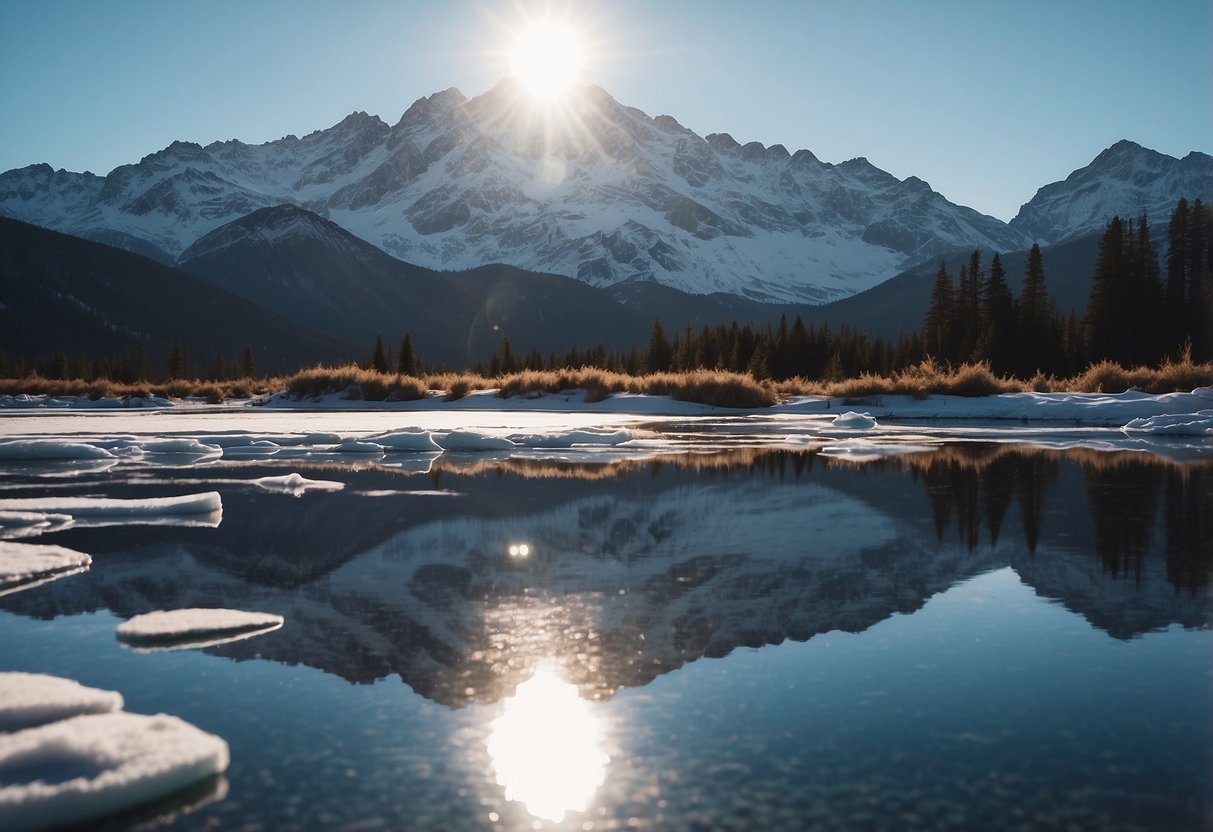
[0,712,228,831]
[116,608,284,650]
[1121,410,1213,436]
[331,439,384,455]
[436,430,518,451]
[252,473,344,495]
[507,428,634,448]
[366,428,441,451]
[0,673,122,732]
[0,440,114,461]
[0,541,91,595]
[0,492,222,517]
[830,411,878,430]
[0,512,74,540]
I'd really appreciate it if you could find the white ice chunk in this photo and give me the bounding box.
[0,512,73,540]
[0,541,91,595]
[116,608,284,650]
[508,428,634,448]
[252,473,344,495]
[0,673,123,732]
[331,439,384,455]
[367,428,441,451]
[132,439,222,456]
[0,492,222,517]
[436,430,517,451]
[830,411,878,430]
[301,432,343,445]
[0,711,229,831]
[1121,410,1213,436]
[818,439,934,462]
[0,441,114,460]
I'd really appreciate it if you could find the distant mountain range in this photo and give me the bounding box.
[3,80,1208,305]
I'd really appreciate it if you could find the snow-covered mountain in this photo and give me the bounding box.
[1,80,1029,304]
[1011,140,1213,245]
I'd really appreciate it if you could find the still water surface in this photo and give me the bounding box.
[1,440,1210,830]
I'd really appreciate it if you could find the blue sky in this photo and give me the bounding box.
[1,0,1209,221]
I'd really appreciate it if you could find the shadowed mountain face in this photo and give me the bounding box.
[0,217,354,371]
[3,447,1207,709]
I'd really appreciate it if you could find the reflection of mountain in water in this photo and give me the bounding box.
[2,448,1209,706]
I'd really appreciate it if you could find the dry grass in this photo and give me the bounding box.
[286,365,428,402]
[0,375,280,402]
[5,353,1210,406]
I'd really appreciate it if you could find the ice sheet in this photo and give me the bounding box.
[0,672,122,732]
[0,541,91,594]
[0,492,222,516]
[0,712,228,831]
[116,608,284,649]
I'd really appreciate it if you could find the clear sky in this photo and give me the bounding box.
[1,0,1209,221]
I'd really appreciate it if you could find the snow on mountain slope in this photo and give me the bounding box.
[1010,140,1213,245]
[0,82,1030,304]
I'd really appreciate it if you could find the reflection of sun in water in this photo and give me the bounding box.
[487,663,609,822]
[509,20,586,101]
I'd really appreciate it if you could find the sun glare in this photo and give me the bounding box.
[508,20,586,101]
[487,663,609,821]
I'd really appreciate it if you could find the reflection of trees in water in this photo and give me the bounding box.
[1164,468,1212,594]
[911,447,1058,554]
[1083,459,1213,593]
[901,446,1210,594]
[1084,460,1162,584]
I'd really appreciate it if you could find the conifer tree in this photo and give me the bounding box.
[370,335,388,373]
[167,343,186,380]
[396,333,418,375]
[242,346,257,379]
[923,261,955,361]
[646,319,673,373]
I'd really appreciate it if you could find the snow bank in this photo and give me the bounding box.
[0,440,113,461]
[116,608,284,649]
[253,473,344,495]
[366,428,441,451]
[1121,410,1213,436]
[507,428,634,448]
[0,673,123,732]
[0,492,222,517]
[0,541,91,594]
[0,711,228,831]
[436,430,517,451]
[829,411,878,430]
[0,512,73,540]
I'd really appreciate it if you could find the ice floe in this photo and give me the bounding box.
[366,428,441,451]
[436,430,517,451]
[829,411,879,430]
[331,439,384,455]
[0,492,222,517]
[0,511,73,540]
[116,608,284,650]
[0,673,122,732]
[0,711,229,831]
[0,542,91,595]
[252,473,345,495]
[0,440,114,461]
[1121,410,1213,436]
[507,428,634,448]
[817,439,935,463]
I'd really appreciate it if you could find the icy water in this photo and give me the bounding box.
[1,417,1211,831]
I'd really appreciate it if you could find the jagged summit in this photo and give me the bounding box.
[1,85,1207,303]
[1010,139,1213,245]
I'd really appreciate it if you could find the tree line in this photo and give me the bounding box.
[8,196,1209,383]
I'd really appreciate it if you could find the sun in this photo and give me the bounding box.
[508,20,586,101]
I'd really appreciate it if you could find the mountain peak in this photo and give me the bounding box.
[1010,141,1212,245]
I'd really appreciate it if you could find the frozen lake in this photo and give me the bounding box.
[1,407,1210,830]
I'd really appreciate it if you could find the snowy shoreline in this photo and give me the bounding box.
[2,386,1212,431]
